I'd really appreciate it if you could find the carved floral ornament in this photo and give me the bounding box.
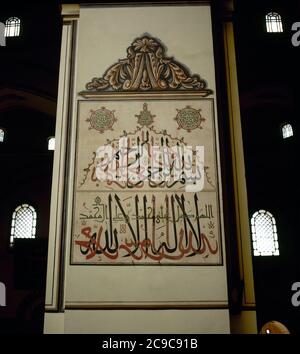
[80,35,213,95]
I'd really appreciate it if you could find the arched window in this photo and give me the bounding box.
[10,204,37,246]
[0,128,4,143]
[266,12,283,33]
[48,137,55,151]
[4,17,21,37]
[281,123,293,139]
[251,210,279,256]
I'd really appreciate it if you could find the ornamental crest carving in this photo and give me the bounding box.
[81,35,213,95]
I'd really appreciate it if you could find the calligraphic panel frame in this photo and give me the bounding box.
[71,92,223,266]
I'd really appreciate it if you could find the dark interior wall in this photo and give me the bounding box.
[234,0,300,333]
[0,107,55,332]
[0,3,62,97]
[0,3,60,333]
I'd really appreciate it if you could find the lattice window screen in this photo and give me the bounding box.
[10,204,37,246]
[266,12,283,33]
[251,210,279,256]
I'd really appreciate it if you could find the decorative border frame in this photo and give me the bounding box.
[70,92,224,267]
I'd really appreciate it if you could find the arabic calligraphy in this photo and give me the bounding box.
[73,97,221,265]
[79,103,210,191]
[74,192,218,264]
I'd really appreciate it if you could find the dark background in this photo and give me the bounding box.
[234,0,300,333]
[0,0,300,333]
